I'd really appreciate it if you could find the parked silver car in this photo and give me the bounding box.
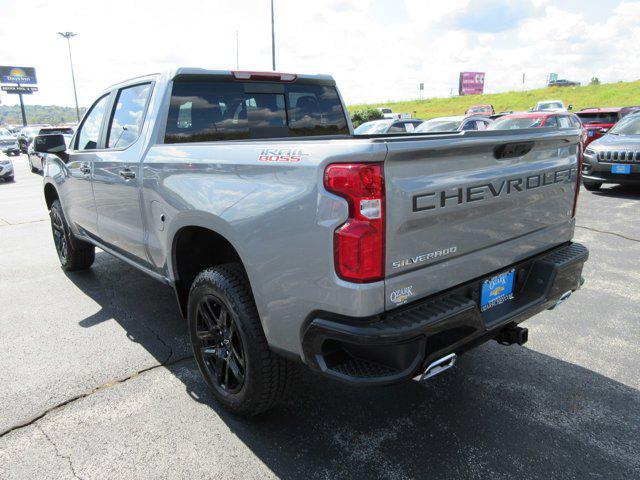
[0,128,20,156]
[0,156,14,182]
[354,118,423,134]
[415,115,491,132]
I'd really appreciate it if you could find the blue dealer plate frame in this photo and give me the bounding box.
[611,164,631,174]
[481,269,515,311]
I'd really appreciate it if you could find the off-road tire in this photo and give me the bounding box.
[49,199,95,271]
[188,263,297,416]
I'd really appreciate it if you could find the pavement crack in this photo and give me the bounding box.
[0,355,192,439]
[37,424,81,479]
[576,225,640,243]
[143,323,175,364]
[0,218,48,227]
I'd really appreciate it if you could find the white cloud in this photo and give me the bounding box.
[0,0,638,110]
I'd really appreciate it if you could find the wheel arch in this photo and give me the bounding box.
[43,182,59,210]
[170,224,249,318]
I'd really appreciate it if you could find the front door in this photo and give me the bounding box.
[64,93,111,237]
[92,82,152,263]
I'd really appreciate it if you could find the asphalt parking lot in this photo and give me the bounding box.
[0,155,639,480]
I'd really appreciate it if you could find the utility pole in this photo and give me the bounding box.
[271,0,276,70]
[58,32,80,122]
[18,87,27,126]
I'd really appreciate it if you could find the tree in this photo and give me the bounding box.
[351,107,384,128]
[589,77,601,86]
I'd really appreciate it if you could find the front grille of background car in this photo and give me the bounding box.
[598,151,640,163]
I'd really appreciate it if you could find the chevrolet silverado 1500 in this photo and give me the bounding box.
[36,68,588,416]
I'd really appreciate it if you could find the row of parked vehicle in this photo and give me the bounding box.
[0,124,76,183]
[355,101,640,191]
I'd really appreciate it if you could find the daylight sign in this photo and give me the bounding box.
[458,72,485,96]
[0,66,37,85]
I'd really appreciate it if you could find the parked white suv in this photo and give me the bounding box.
[533,100,569,112]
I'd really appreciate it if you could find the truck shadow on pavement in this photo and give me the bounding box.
[590,184,640,200]
[69,252,640,480]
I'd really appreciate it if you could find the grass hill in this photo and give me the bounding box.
[0,105,86,126]
[349,80,640,119]
[2,79,638,126]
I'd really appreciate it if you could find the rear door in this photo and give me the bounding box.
[383,128,580,309]
[92,82,153,262]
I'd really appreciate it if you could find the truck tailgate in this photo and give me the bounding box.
[383,129,580,310]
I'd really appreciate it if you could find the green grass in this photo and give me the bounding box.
[348,80,640,120]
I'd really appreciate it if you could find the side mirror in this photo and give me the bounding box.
[529,107,534,111]
[567,104,573,111]
[34,134,67,154]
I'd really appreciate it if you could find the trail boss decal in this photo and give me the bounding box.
[258,148,307,163]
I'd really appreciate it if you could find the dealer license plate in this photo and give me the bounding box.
[611,164,631,174]
[481,270,515,312]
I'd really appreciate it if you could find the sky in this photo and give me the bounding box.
[0,0,639,108]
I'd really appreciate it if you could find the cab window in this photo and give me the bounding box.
[76,94,110,150]
[107,83,152,149]
[165,80,348,143]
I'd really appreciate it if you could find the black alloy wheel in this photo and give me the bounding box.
[194,294,246,394]
[49,199,94,271]
[50,205,69,263]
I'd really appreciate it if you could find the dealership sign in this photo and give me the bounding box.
[0,66,37,85]
[458,72,485,96]
[1,85,38,94]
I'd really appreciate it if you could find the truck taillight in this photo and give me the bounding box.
[573,148,582,218]
[324,163,385,283]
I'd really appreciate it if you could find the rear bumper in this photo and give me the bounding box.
[302,242,588,385]
[582,172,640,185]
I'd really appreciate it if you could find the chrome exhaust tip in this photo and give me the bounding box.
[413,353,457,382]
[548,290,572,310]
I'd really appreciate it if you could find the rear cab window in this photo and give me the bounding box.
[164,78,349,143]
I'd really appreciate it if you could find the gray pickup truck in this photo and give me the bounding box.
[36,68,588,416]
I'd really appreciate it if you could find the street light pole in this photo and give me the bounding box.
[270,0,276,70]
[58,32,80,122]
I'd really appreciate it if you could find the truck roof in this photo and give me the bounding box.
[106,68,335,91]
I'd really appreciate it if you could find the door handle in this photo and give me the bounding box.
[119,168,136,180]
[79,162,91,174]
